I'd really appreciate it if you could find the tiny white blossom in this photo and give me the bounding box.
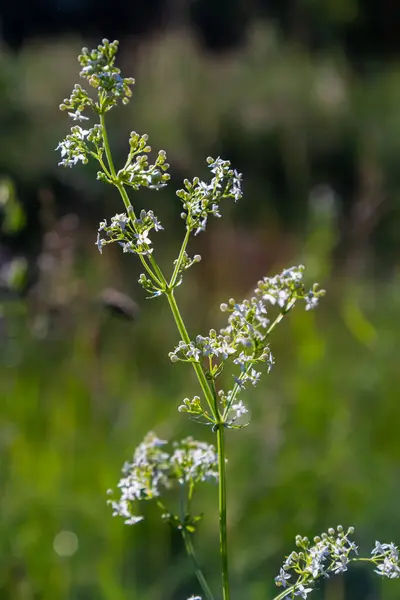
[274,568,291,588]
[68,110,89,121]
[111,213,130,230]
[135,230,152,246]
[294,584,313,599]
[73,127,90,140]
[372,541,392,556]
[231,400,248,418]
[305,295,319,311]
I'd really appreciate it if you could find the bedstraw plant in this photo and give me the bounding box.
[57,39,400,600]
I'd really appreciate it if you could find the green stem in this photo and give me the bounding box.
[271,584,297,600]
[89,151,112,178]
[170,228,190,287]
[182,529,215,600]
[217,424,230,600]
[165,295,227,597]
[100,112,116,179]
[209,368,221,424]
[165,290,217,421]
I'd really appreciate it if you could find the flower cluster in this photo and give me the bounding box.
[372,541,400,578]
[79,39,135,108]
[56,122,106,168]
[178,396,204,416]
[115,131,170,190]
[57,40,138,170]
[275,527,400,599]
[253,265,324,313]
[108,432,218,525]
[55,126,91,168]
[60,39,135,118]
[275,526,358,598]
[96,209,162,256]
[170,437,218,484]
[170,266,323,425]
[176,157,243,235]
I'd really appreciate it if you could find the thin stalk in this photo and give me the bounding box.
[166,269,231,600]
[182,528,215,600]
[89,150,112,179]
[170,228,190,287]
[209,358,220,417]
[271,583,298,600]
[100,112,117,179]
[165,290,217,421]
[217,424,230,600]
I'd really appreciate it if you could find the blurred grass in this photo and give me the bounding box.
[1,240,400,599]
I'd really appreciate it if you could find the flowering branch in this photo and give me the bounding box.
[273,526,400,599]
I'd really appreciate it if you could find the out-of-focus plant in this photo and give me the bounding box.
[56,40,400,600]
[0,178,25,235]
[0,178,27,294]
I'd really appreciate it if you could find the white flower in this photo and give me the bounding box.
[333,554,349,574]
[55,139,71,157]
[375,558,400,578]
[68,110,89,121]
[134,230,152,246]
[231,400,248,418]
[111,213,130,230]
[305,295,319,311]
[372,541,392,556]
[294,584,313,599]
[73,127,90,140]
[274,568,291,588]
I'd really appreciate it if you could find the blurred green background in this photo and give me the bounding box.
[1,2,400,599]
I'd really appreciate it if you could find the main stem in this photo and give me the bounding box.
[217,424,230,600]
[165,290,218,421]
[100,111,229,596]
[167,290,230,598]
[100,112,116,178]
